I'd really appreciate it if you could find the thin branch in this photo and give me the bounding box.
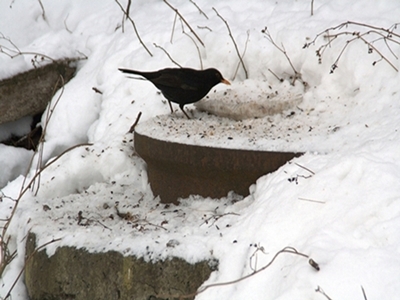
[163,0,204,47]
[156,247,317,299]
[170,12,178,44]
[262,27,304,86]
[197,25,212,32]
[178,18,203,69]
[315,286,333,300]
[153,43,182,67]
[128,111,142,133]
[361,286,368,300]
[0,143,92,268]
[268,68,284,82]
[37,0,46,21]
[298,197,326,204]
[213,7,248,79]
[33,75,65,196]
[233,30,250,80]
[184,32,203,69]
[359,35,398,71]
[311,0,314,16]
[3,237,62,299]
[0,33,55,65]
[304,21,400,73]
[189,0,208,19]
[294,162,315,175]
[114,0,153,57]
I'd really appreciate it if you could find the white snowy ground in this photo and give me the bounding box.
[1,0,400,299]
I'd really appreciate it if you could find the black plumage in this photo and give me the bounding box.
[119,67,230,118]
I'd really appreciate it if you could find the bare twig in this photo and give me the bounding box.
[63,13,72,33]
[184,32,203,69]
[178,18,203,69]
[120,0,132,32]
[0,33,55,66]
[155,246,317,299]
[32,75,66,196]
[114,0,153,57]
[361,286,368,300]
[294,162,315,175]
[262,27,305,86]
[153,43,182,67]
[268,68,284,82]
[170,12,178,44]
[3,237,62,299]
[298,197,326,204]
[213,7,248,79]
[200,212,240,227]
[315,286,333,300]
[233,30,250,80]
[311,0,314,16]
[197,25,212,32]
[249,244,268,272]
[163,0,204,47]
[37,0,46,21]
[128,111,142,133]
[189,0,208,19]
[2,143,92,237]
[125,0,132,21]
[304,21,400,73]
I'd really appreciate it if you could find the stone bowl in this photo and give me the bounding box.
[134,130,302,204]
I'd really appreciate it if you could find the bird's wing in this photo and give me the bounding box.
[151,73,198,91]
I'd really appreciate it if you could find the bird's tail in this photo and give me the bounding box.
[118,68,143,75]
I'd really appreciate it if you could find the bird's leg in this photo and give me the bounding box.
[179,104,191,119]
[167,100,174,113]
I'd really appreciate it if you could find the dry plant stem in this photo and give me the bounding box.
[298,197,326,204]
[37,0,46,21]
[63,14,72,33]
[184,32,203,69]
[311,0,314,16]
[305,21,400,73]
[3,238,61,299]
[170,13,178,43]
[315,286,333,300]
[233,30,250,80]
[326,32,398,72]
[114,0,153,57]
[197,25,212,32]
[156,247,314,299]
[268,68,284,82]
[125,0,132,22]
[153,43,182,68]
[201,212,240,227]
[0,33,55,63]
[33,75,65,196]
[178,18,203,69]
[0,237,17,277]
[163,0,205,47]
[0,74,67,277]
[262,27,303,85]
[213,7,248,79]
[129,111,142,133]
[249,244,267,272]
[294,162,315,175]
[361,286,368,300]
[0,143,91,280]
[189,0,208,19]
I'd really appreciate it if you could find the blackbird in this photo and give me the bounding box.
[119,67,230,119]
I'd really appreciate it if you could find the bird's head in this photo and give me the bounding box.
[207,68,231,85]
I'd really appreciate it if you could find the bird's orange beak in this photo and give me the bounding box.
[221,78,231,85]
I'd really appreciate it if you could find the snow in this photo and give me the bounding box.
[1,0,400,299]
